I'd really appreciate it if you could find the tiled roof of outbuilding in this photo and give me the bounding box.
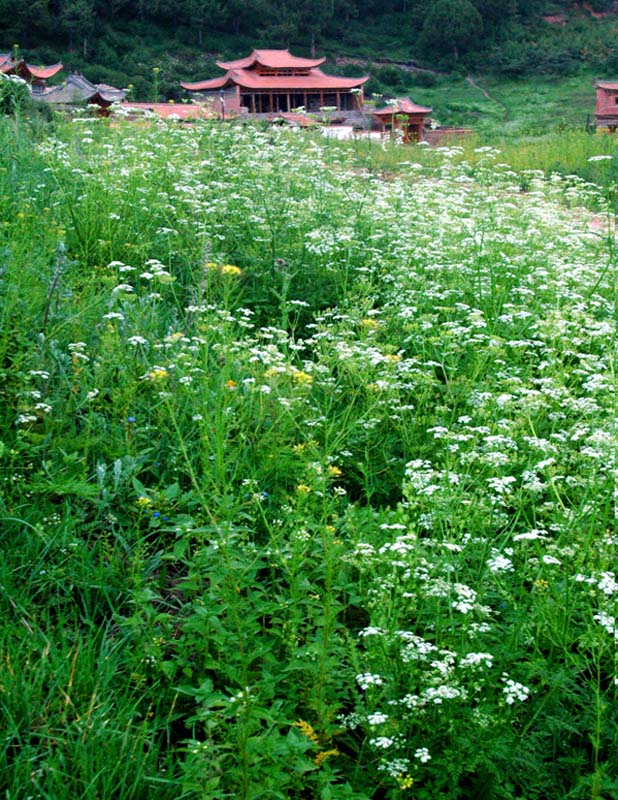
[33,72,125,104]
[0,58,63,80]
[374,98,432,116]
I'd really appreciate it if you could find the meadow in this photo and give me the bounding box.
[1,109,618,800]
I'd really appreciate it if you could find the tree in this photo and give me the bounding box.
[60,0,96,57]
[421,0,484,59]
[0,0,53,46]
[472,0,516,25]
[181,0,223,45]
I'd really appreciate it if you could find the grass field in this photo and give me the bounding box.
[1,108,618,799]
[390,71,597,135]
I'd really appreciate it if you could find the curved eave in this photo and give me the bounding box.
[374,107,432,117]
[181,76,230,91]
[26,62,64,79]
[374,99,432,116]
[231,72,369,90]
[182,71,368,93]
[217,49,325,70]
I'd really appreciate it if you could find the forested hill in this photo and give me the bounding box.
[4,0,618,100]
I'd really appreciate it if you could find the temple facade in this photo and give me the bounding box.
[181,49,368,115]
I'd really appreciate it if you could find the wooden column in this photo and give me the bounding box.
[336,91,340,110]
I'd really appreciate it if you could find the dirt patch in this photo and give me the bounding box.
[582,0,618,18]
[544,1,618,23]
[543,13,568,24]
[466,75,494,102]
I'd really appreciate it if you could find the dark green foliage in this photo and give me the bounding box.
[421,0,484,59]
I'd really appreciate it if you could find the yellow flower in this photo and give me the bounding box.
[225,379,237,389]
[384,353,401,363]
[296,484,312,495]
[204,261,219,270]
[360,318,379,329]
[136,496,152,507]
[292,370,313,386]
[314,748,340,767]
[264,367,280,379]
[293,720,320,744]
[220,264,242,276]
[327,465,343,478]
[148,368,169,381]
[165,332,184,344]
[396,774,414,790]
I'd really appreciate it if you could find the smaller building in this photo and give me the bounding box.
[373,98,433,143]
[0,55,63,93]
[32,72,126,113]
[594,81,618,130]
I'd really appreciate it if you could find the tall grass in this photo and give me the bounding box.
[1,112,618,798]
[346,127,618,211]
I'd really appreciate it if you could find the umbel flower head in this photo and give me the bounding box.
[205,260,242,277]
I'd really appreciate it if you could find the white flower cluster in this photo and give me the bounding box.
[502,676,530,705]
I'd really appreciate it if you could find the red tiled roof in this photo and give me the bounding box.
[2,60,63,78]
[0,58,63,80]
[596,81,618,90]
[183,67,368,92]
[25,62,63,79]
[182,75,229,91]
[374,98,432,116]
[217,49,325,70]
[270,112,318,127]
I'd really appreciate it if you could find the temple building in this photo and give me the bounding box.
[0,54,63,93]
[181,49,368,115]
[31,72,126,112]
[595,81,618,131]
[373,98,433,143]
